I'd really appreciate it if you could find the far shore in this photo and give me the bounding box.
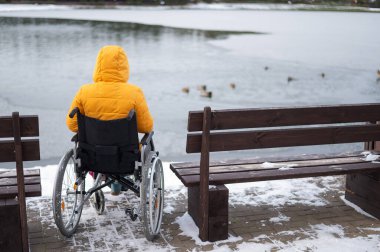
[0,2,379,12]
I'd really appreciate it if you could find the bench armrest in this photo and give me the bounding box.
[140,131,154,146]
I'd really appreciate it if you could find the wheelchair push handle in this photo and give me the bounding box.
[69,107,80,118]
[141,131,154,146]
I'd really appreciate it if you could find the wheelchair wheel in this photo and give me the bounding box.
[141,154,164,241]
[93,189,105,215]
[52,149,85,237]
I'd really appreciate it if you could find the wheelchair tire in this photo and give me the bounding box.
[141,153,164,241]
[93,189,105,215]
[52,149,85,237]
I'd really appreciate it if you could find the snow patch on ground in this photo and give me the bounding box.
[227,176,342,207]
[340,195,378,220]
[27,193,174,252]
[174,212,242,246]
[235,224,380,251]
[269,213,290,224]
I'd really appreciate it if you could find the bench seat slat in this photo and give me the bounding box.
[0,169,40,178]
[178,162,380,186]
[0,176,41,187]
[0,184,41,199]
[170,152,364,169]
[174,156,369,176]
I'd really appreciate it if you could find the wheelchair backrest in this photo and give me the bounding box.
[76,110,139,174]
[77,110,139,148]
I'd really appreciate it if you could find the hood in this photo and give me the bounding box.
[93,45,130,83]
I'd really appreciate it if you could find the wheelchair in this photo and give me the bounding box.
[52,108,164,241]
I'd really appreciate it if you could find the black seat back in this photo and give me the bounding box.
[77,110,139,174]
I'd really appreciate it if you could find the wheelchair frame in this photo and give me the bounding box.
[52,109,164,241]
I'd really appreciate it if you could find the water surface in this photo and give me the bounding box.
[0,12,379,165]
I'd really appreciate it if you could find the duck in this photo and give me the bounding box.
[287,76,295,82]
[197,85,207,91]
[200,91,212,98]
[181,87,190,94]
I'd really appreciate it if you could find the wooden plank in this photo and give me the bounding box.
[0,184,41,199]
[170,153,366,183]
[187,185,229,242]
[0,139,40,162]
[188,104,380,131]
[170,152,365,169]
[12,112,29,252]
[0,176,41,187]
[208,185,229,218]
[0,116,39,138]
[345,192,380,219]
[0,169,40,178]
[199,106,211,241]
[0,198,22,252]
[181,162,380,186]
[346,174,380,203]
[186,124,380,153]
[208,216,229,242]
[188,186,200,227]
[175,156,369,176]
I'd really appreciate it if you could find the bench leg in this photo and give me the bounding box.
[188,184,229,242]
[345,172,380,218]
[0,199,23,251]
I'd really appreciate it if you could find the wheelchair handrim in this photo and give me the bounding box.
[148,157,164,235]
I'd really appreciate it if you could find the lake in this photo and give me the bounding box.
[1,6,380,165]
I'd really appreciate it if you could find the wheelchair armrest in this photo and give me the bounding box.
[71,134,78,142]
[69,107,79,118]
[140,131,154,146]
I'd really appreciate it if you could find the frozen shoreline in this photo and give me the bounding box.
[1,3,379,34]
[1,3,379,12]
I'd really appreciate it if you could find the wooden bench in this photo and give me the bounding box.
[170,104,380,242]
[0,112,41,252]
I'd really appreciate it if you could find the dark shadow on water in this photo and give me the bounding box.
[0,16,261,43]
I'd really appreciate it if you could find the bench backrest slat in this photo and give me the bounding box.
[0,116,39,138]
[188,104,380,132]
[186,104,380,153]
[187,124,380,153]
[0,140,40,162]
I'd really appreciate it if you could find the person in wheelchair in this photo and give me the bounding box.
[66,45,154,195]
[52,45,164,241]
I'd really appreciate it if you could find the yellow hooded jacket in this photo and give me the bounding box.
[66,45,153,133]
